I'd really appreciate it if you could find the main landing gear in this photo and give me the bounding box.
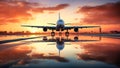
[65,29,69,36]
[50,29,70,36]
[51,32,55,36]
[51,30,55,36]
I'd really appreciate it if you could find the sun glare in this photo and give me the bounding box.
[30,29,38,33]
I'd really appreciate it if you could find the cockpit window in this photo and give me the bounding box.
[58,19,64,22]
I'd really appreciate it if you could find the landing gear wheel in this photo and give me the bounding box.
[65,32,69,36]
[59,32,62,36]
[51,32,55,36]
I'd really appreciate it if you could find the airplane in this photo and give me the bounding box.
[28,35,101,56]
[22,13,101,35]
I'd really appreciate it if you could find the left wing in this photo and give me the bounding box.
[64,26,100,29]
[21,25,56,30]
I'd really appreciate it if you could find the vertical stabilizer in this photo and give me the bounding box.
[59,50,60,56]
[59,12,61,20]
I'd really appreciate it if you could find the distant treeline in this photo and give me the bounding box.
[110,31,120,34]
[0,31,46,35]
[0,30,120,35]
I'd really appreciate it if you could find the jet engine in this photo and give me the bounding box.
[43,27,47,32]
[74,28,78,32]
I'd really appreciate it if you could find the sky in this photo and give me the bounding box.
[0,0,120,33]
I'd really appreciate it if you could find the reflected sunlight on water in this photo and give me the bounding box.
[0,34,120,68]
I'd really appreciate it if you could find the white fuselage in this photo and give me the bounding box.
[56,19,65,31]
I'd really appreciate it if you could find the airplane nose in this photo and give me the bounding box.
[57,25,63,28]
[60,25,62,27]
[60,25,64,28]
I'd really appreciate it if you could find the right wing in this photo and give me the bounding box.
[64,25,100,30]
[21,25,56,30]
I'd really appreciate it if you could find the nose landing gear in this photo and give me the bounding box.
[65,29,69,36]
[65,32,69,36]
[59,32,62,36]
[51,30,55,36]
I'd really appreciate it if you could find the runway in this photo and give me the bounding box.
[0,34,120,68]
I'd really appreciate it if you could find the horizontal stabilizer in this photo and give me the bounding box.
[48,23,56,25]
[65,23,71,25]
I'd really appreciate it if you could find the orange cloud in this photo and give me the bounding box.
[0,1,33,25]
[33,4,69,13]
[0,0,69,25]
[77,2,120,25]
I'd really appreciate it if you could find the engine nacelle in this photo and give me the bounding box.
[74,28,78,32]
[43,27,47,32]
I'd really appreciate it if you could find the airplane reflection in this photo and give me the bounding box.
[28,35,101,56]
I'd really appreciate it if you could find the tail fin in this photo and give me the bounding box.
[59,50,60,56]
[59,12,61,20]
